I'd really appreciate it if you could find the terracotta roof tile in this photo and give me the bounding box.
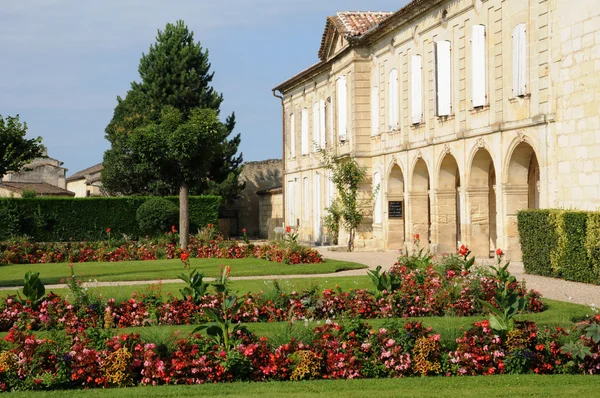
[1,182,76,197]
[318,11,393,60]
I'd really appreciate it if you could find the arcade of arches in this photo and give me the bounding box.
[383,141,540,260]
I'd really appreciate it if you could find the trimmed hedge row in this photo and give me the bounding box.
[518,209,600,284]
[0,195,221,242]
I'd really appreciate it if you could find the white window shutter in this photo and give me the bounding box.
[303,177,309,222]
[513,23,527,97]
[411,55,423,124]
[472,25,486,107]
[313,102,320,150]
[327,170,334,208]
[287,180,295,226]
[319,99,326,148]
[301,108,308,155]
[435,40,452,116]
[337,76,347,142]
[290,113,295,158]
[373,172,382,224]
[371,86,379,135]
[313,173,321,239]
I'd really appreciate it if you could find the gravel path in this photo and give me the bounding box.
[3,248,599,307]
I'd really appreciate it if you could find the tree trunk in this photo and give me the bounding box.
[347,229,355,252]
[179,182,189,249]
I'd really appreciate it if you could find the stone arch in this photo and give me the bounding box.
[386,164,405,249]
[467,147,497,257]
[504,141,540,259]
[410,158,431,246]
[436,153,461,254]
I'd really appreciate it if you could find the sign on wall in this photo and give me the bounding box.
[388,201,403,218]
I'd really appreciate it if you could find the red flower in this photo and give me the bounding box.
[172,225,178,234]
[286,226,292,233]
[180,251,189,262]
[106,227,111,234]
[495,248,504,256]
[242,228,247,234]
[458,244,469,257]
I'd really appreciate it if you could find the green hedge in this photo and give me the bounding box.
[0,196,221,242]
[518,209,600,284]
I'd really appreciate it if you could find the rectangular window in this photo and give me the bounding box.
[435,40,452,116]
[327,170,334,208]
[388,69,399,130]
[301,107,309,155]
[327,97,333,147]
[411,55,423,124]
[287,180,295,226]
[373,172,382,224]
[313,172,321,239]
[289,113,295,158]
[513,23,527,97]
[472,24,487,107]
[303,177,309,222]
[313,102,320,150]
[336,76,347,142]
[319,99,326,149]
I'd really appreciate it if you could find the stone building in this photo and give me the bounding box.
[223,159,282,238]
[273,0,600,259]
[257,186,283,239]
[66,163,105,197]
[1,154,74,197]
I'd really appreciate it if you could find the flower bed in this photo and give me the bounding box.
[0,315,598,391]
[0,234,323,265]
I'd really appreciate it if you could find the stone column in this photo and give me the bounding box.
[410,192,430,249]
[503,184,529,261]
[435,189,457,254]
[466,187,490,257]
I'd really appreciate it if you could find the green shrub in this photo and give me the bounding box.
[0,196,221,242]
[518,209,600,285]
[136,197,179,236]
[517,209,556,277]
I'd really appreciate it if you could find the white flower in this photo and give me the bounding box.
[325,319,332,325]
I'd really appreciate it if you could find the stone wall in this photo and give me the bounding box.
[258,189,283,239]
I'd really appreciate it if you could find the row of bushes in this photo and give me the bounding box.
[518,209,600,284]
[0,196,221,242]
[0,235,323,265]
[0,316,598,391]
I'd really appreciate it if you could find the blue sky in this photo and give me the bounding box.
[1,0,406,175]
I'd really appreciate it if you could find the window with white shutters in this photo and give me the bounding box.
[289,113,295,158]
[301,107,308,155]
[513,23,527,97]
[314,172,321,239]
[411,55,423,124]
[388,69,399,130]
[327,97,333,146]
[287,180,295,226]
[373,172,382,224]
[471,24,486,107]
[313,102,320,150]
[319,99,326,149]
[435,40,452,116]
[336,76,347,142]
[327,170,334,208]
[303,177,309,222]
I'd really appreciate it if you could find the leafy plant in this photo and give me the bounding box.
[136,197,179,236]
[367,265,401,294]
[17,271,45,306]
[193,266,248,350]
[561,342,592,360]
[177,269,208,303]
[478,283,525,333]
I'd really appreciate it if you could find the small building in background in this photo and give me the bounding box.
[0,182,75,198]
[66,163,104,197]
[0,153,74,197]
[257,186,283,240]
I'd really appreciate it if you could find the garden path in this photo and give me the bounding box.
[3,248,599,306]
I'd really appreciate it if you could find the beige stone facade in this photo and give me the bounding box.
[257,187,283,239]
[273,0,600,259]
[66,163,104,197]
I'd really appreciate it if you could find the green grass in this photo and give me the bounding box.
[0,258,367,287]
[6,375,600,397]
[0,276,373,299]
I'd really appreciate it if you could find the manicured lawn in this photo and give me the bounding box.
[0,276,374,299]
[7,375,600,397]
[0,258,367,287]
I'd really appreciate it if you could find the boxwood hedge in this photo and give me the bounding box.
[0,195,220,242]
[518,209,600,284]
